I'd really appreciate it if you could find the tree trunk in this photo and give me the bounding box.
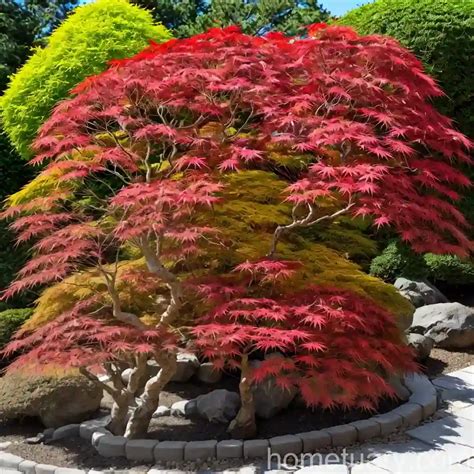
[228,355,257,439]
[107,393,129,435]
[107,357,148,436]
[124,353,177,439]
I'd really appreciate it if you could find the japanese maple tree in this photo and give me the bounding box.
[2,25,472,439]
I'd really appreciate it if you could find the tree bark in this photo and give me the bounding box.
[228,355,257,439]
[107,392,129,435]
[107,357,148,435]
[124,352,177,439]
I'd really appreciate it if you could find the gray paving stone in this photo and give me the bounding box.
[35,465,57,474]
[440,387,474,403]
[243,439,269,458]
[184,440,217,461]
[463,457,474,468]
[295,465,348,473]
[372,441,474,472]
[153,441,186,462]
[216,440,243,459]
[349,419,381,442]
[269,435,302,456]
[0,442,12,450]
[325,425,357,447]
[456,404,474,421]
[391,402,423,427]
[407,415,474,448]
[18,460,37,474]
[432,371,474,392]
[297,431,331,452]
[55,469,85,474]
[52,425,80,441]
[372,412,403,436]
[125,439,158,462]
[0,453,23,470]
[96,435,127,458]
[0,470,21,474]
[351,464,390,473]
[462,365,474,374]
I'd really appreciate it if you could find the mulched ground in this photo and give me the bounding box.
[422,347,474,378]
[2,347,472,470]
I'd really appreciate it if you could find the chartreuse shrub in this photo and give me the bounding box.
[0,0,171,158]
[340,0,474,138]
[371,240,474,285]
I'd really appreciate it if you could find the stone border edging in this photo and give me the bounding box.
[0,373,437,471]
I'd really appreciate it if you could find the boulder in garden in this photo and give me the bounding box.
[409,302,474,349]
[395,278,448,308]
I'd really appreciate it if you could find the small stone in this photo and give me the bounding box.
[52,424,80,441]
[170,353,200,382]
[152,406,171,418]
[170,399,197,417]
[197,362,222,384]
[25,436,43,445]
[196,389,240,423]
[43,429,55,440]
[0,441,12,450]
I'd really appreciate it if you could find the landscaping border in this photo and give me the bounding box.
[0,373,437,471]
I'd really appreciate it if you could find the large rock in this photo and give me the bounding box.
[395,278,448,308]
[196,389,240,423]
[406,333,434,360]
[0,373,101,428]
[251,359,297,419]
[410,302,474,349]
[170,353,200,382]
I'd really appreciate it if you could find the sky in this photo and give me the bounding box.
[321,0,372,16]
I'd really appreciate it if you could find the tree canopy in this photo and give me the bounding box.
[3,25,471,438]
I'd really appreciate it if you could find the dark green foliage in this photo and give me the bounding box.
[0,308,33,349]
[0,1,78,91]
[340,0,474,138]
[132,0,208,38]
[134,0,330,37]
[371,240,474,285]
